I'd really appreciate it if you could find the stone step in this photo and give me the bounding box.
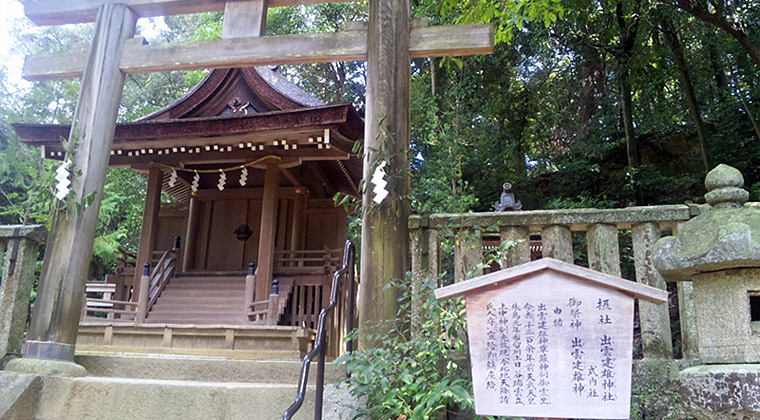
[74,354,346,384]
[0,370,357,420]
[32,375,317,420]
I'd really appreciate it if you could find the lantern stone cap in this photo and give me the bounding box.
[434,257,668,304]
[652,164,760,281]
[0,224,47,243]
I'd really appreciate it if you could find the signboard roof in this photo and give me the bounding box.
[434,257,668,304]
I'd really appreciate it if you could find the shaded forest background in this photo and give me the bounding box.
[1,0,759,275]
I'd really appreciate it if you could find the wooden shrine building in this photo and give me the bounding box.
[14,66,363,357]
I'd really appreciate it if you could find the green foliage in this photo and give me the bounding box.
[90,168,146,273]
[336,273,476,420]
[0,136,56,225]
[436,0,563,44]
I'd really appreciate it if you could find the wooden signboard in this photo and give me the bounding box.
[435,258,668,420]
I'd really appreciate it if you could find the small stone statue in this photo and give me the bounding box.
[494,182,523,212]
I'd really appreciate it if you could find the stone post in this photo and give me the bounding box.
[541,224,573,263]
[632,222,673,358]
[498,226,530,269]
[0,225,46,359]
[587,223,621,277]
[652,164,760,419]
[454,229,482,282]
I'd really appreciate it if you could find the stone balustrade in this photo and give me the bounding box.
[409,204,710,360]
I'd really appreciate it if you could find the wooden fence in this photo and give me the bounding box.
[409,204,707,360]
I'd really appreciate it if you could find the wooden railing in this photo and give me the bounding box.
[245,247,345,327]
[81,282,139,322]
[247,275,293,325]
[274,247,343,272]
[136,241,180,323]
[409,204,705,360]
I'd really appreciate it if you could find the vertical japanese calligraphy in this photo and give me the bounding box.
[466,271,634,419]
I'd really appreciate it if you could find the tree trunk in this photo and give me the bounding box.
[702,26,727,90]
[731,71,760,143]
[660,17,711,172]
[577,46,604,142]
[616,1,640,169]
[619,70,640,168]
[674,0,760,69]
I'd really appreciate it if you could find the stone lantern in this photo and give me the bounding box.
[652,164,760,419]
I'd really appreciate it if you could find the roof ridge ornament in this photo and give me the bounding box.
[228,97,251,115]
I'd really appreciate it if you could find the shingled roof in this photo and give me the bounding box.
[15,66,364,201]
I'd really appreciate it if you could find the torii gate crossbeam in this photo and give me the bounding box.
[13,0,492,371]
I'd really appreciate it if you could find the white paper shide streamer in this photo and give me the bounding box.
[191,171,200,193]
[55,160,72,201]
[217,169,226,191]
[371,160,389,204]
[239,167,248,187]
[168,168,178,188]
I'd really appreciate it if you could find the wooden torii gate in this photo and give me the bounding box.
[17,0,492,367]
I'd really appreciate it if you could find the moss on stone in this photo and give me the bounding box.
[630,359,695,420]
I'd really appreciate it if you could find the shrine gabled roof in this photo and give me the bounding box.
[433,258,668,304]
[13,66,365,198]
[137,66,326,120]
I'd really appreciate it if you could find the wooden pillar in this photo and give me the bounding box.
[586,223,621,277]
[182,196,200,271]
[255,164,280,301]
[290,194,304,252]
[359,0,411,345]
[541,224,573,263]
[133,168,163,298]
[499,226,530,268]
[23,4,135,364]
[632,222,673,358]
[222,0,267,38]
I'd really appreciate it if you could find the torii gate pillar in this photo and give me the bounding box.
[359,0,411,344]
[7,4,135,375]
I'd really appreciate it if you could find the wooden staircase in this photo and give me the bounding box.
[146,273,246,324]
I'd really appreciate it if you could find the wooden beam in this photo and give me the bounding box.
[255,164,280,301]
[105,148,348,166]
[280,167,302,186]
[182,197,200,271]
[222,0,267,39]
[358,0,410,346]
[308,161,337,197]
[23,24,494,81]
[24,4,136,363]
[133,168,163,297]
[25,0,356,26]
